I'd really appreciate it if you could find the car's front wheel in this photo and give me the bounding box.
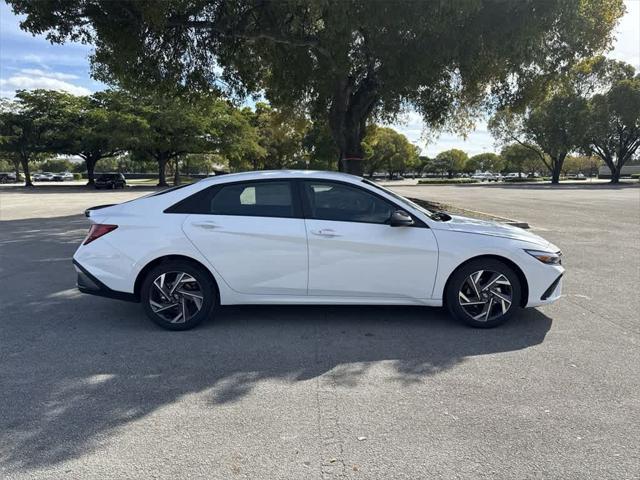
[445,258,522,328]
[141,260,216,330]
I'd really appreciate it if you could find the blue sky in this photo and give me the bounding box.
[1,0,638,156]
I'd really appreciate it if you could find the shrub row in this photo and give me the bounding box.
[417,178,479,184]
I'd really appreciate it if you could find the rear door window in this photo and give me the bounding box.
[210,181,294,218]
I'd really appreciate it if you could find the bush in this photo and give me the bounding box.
[73,173,82,180]
[503,177,543,182]
[631,173,640,180]
[418,178,479,184]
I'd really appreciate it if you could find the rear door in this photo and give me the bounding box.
[182,180,308,295]
[301,180,439,299]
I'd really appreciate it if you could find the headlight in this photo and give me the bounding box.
[525,249,562,265]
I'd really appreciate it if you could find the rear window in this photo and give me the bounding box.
[210,182,294,217]
[165,180,296,218]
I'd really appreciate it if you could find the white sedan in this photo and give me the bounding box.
[74,171,563,330]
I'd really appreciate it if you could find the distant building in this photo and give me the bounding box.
[598,164,640,179]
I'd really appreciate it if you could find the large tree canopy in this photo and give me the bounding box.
[8,0,624,175]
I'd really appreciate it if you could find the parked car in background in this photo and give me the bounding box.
[75,170,564,331]
[33,172,55,181]
[471,172,499,182]
[52,172,74,181]
[566,173,586,180]
[95,173,126,189]
[503,173,528,182]
[0,172,18,183]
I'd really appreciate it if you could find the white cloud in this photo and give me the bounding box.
[0,70,91,96]
[18,68,79,81]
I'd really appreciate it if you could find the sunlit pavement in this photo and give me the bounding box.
[0,183,638,479]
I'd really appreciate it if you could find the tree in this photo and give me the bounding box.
[67,91,145,185]
[132,94,256,185]
[500,144,544,177]
[583,75,640,182]
[0,90,76,186]
[489,93,589,183]
[38,157,74,172]
[303,121,339,171]
[362,126,419,178]
[561,155,602,176]
[249,103,307,171]
[435,149,468,179]
[466,153,503,173]
[8,0,624,175]
[0,151,21,179]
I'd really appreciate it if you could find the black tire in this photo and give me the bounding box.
[445,258,522,328]
[141,260,216,331]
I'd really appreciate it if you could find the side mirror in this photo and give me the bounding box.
[390,210,414,227]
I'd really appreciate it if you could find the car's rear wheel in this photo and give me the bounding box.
[445,258,521,328]
[141,261,216,330]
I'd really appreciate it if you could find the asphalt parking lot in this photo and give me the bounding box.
[1,183,639,479]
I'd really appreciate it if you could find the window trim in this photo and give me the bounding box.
[164,178,303,219]
[297,179,427,228]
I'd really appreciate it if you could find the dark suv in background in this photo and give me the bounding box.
[95,173,127,189]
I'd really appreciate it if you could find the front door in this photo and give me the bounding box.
[301,180,439,299]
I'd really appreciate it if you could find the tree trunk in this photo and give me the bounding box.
[550,154,566,184]
[157,154,169,187]
[12,159,20,181]
[20,154,33,187]
[610,164,622,183]
[85,156,98,185]
[173,157,180,186]
[328,76,379,176]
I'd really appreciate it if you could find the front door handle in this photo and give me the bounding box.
[310,228,341,238]
[193,221,219,230]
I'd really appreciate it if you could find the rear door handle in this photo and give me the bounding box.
[310,228,341,238]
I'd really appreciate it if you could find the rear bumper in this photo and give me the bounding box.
[73,259,138,302]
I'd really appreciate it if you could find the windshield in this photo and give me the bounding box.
[361,179,437,218]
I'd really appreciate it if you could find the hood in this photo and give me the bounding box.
[435,215,552,249]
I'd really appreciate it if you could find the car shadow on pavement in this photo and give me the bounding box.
[0,214,553,472]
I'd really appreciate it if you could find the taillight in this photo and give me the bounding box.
[83,224,118,245]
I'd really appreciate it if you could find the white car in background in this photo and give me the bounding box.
[52,171,74,181]
[74,171,564,330]
[33,172,55,181]
[471,172,499,182]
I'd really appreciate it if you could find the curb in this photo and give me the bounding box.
[454,207,530,229]
[406,196,530,229]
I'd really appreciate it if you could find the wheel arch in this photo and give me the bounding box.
[134,254,220,304]
[442,254,529,308]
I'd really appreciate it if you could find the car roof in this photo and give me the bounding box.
[200,170,363,185]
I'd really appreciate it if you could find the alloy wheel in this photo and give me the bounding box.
[458,270,513,322]
[149,271,204,324]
